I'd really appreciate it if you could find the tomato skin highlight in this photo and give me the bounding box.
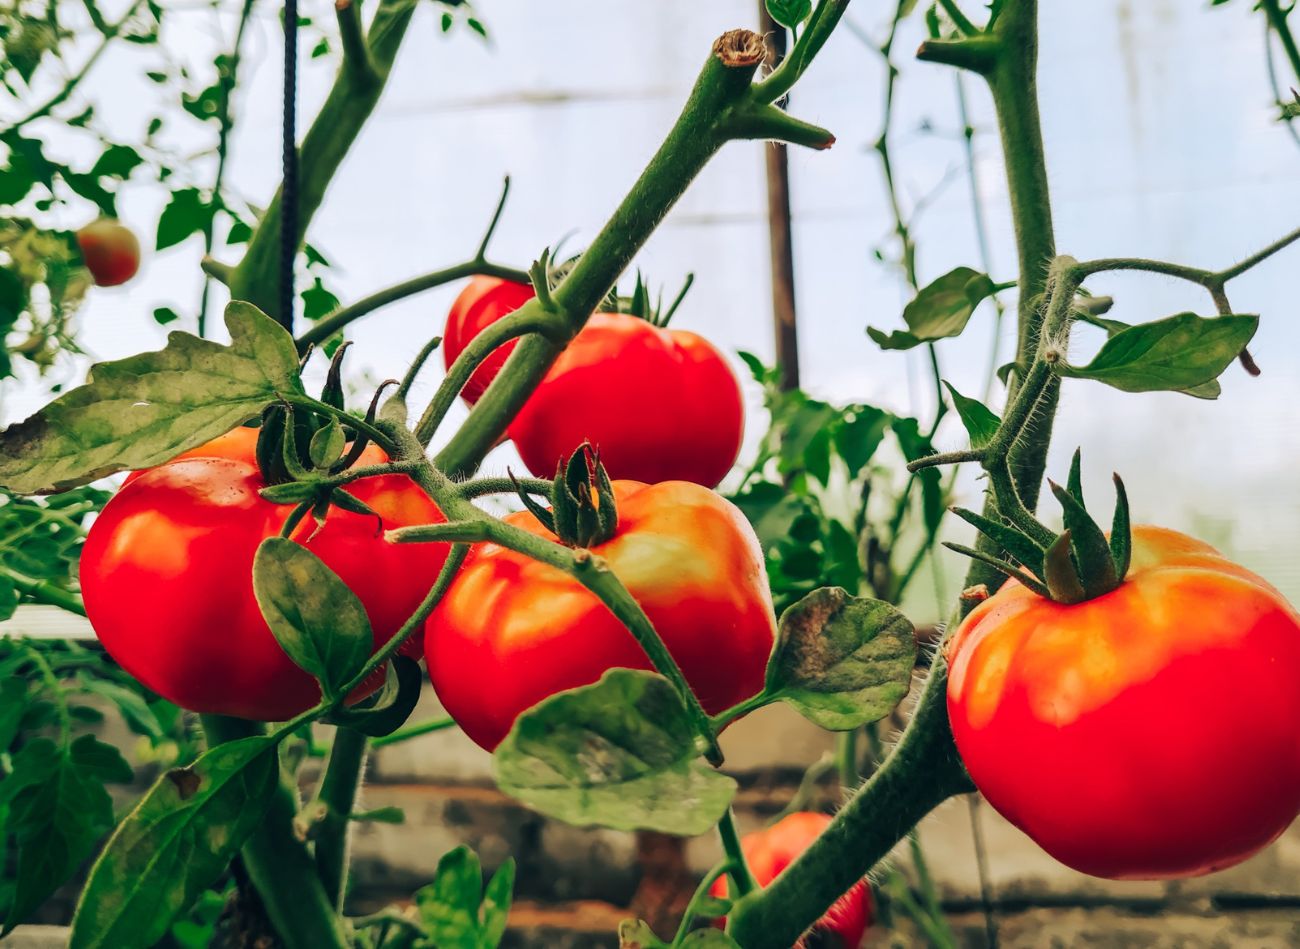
[442,277,745,488]
[947,525,1300,880]
[425,480,776,751]
[709,812,873,948]
[122,426,262,485]
[442,276,537,405]
[76,219,140,287]
[82,455,448,721]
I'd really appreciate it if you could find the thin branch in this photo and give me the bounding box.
[335,0,377,83]
[5,0,148,134]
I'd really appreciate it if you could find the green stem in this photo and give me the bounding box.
[9,572,87,616]
[836,729,859,790]
[414,303,564,445]
[198,0,257,338]
[295,260,529,351]
[200,716,350,949]
[456,475,553,500]
[434,30,769,478]
[1262,0,1300,89]
[6,0,147,133]
[228,0,416,319]
[731,3,1060,941]
[369,714,456,748]
[727,668,971,947]
[718,809,757,898]
[673,860,734,945]
[312,727,369,909]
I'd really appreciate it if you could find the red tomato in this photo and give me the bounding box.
[425,480,776,750]
[710,812,873,948]
[442,276,537,405]
[947,525,1300,879]
[506,313,744,488]
[82,455,447,720]
[76,219,140,287]
[442,278,745,488]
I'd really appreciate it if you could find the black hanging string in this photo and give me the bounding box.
[279,0,299,332]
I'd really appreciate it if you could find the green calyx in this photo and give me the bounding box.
[947,448,1133,604]
[516,443,619,548]
[611,270,695,328]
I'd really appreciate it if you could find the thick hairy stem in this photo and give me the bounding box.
[312,727,369,909]
[727,669,972,947]
[434,31,768,478]
[200,716,350,949]
[228,0,415,318]
[730,3,1060,941]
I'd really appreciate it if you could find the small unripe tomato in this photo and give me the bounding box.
[709,812,873,948]
[947,525,1300,879]
[76,218,141,287]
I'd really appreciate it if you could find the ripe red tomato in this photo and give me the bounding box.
[76,219,140,287]
[947,525,1300,879]
[709,812,873,948]
[442,276,537,405]
[82,455,447,720]
[425,480,776,750]
[442,278,744,488]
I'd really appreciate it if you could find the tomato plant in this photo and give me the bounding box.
[2,1,1300,948]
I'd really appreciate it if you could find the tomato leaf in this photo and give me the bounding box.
[493,669,736,835]
[413,847,515,949]
[0,735,133,934]
[891,417,945,535]
[943,381,1000,449]
[155,187,216,251]
[69,736,280,949]
[766,0,812,29]
[327,655,422,737]
[0,302,304,494]
[252,537,372,700]
[867,267,997,351]
[1057,312,1258,398]
[764,587,916,731]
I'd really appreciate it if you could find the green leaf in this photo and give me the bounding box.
[943,381,1000,448]
[69,737,280,949]
[301,277,340,322]
[252,537,372,699]
[868,267,998,351]
[414,847,516,949]
[0,575,16,623]
[0,302,304,493]
[1,735,133,934]
[834,405,889,479]
[156,188,216,251]
[493,669,736,835]
[90,145,144,181]
[766,0,812,29]
[1057,312,1258,398]
[765,587,916,731]
[75,675,165,740]
[0,679,27,748]
[891,417,945,534]
[308,418,345,468]
[152,306,180,325]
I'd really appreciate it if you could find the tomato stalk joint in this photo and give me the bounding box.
[515,443,618,548]
[945,449,1133,604]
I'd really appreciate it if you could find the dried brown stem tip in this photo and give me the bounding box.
[713,29,767,68]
